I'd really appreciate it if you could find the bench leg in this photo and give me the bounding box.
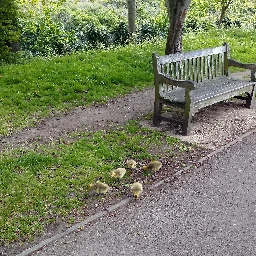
[245,88,255,109]
[182,115,192,136]
[182,90,192,135]
[245,95,252,108]
[153,101,162,126]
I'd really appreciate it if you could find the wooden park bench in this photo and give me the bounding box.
[152,43,256,135]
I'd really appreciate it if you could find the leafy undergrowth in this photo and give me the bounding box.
[0,120,209,246]
[0,29,255,136]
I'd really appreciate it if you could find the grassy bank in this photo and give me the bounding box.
[0,29,255,136]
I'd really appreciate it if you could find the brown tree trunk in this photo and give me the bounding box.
[165,0,191,55]
[127,0,136,41]
[218,0,233,28]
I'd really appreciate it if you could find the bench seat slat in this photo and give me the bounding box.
[160,78,255,105]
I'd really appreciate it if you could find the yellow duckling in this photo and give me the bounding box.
[131,182,143,200]
[89,181,109,194]
[126,159,137,169]
[143,160,162,172]
[110,168,126,179]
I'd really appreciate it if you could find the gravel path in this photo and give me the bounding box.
[0,71,255,152]
[0,88,154,152]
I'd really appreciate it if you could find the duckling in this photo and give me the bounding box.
[89,181,109,194]
[126,159,137,169]
[142,160,162,172]
[131,182,143,200]
[110,168,126,179]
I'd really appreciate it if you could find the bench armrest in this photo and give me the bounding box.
[228,59,256,71]
[157,73,195,90]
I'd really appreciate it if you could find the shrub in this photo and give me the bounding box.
[0,0,20,63]
[111,22,129,46]
[20,8,77,56]
[19,5,130,55]
[14,0,255,58]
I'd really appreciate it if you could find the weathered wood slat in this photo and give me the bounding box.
[221,53,225,76]
[160,78,255,103]
[184,59,188,80]
[199,58,202,81]
[228,59,256,71]
[157,73,195,89]
[214,55,217,78]
[207,55,211,79]
[211,55,214,79]
[157,45,227,65]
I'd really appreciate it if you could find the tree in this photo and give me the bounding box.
[165,0,192,54]
[218,0,233,27]
[127,0,136,42]
[186,0,254,30]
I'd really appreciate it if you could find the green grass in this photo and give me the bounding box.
[0,43,157,136]
[0,28,255,136]
[0,28,255,245]
[184,29,256,63]
[0,120,188,245]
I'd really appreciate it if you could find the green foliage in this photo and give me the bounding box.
[14,0,168,57]
[1,0,255,59]
[18,4,131,55]
[0,0,20,63]
[20,10,77,56]
[185,0,256,31]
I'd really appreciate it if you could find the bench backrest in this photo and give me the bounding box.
[153,43,230,83]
